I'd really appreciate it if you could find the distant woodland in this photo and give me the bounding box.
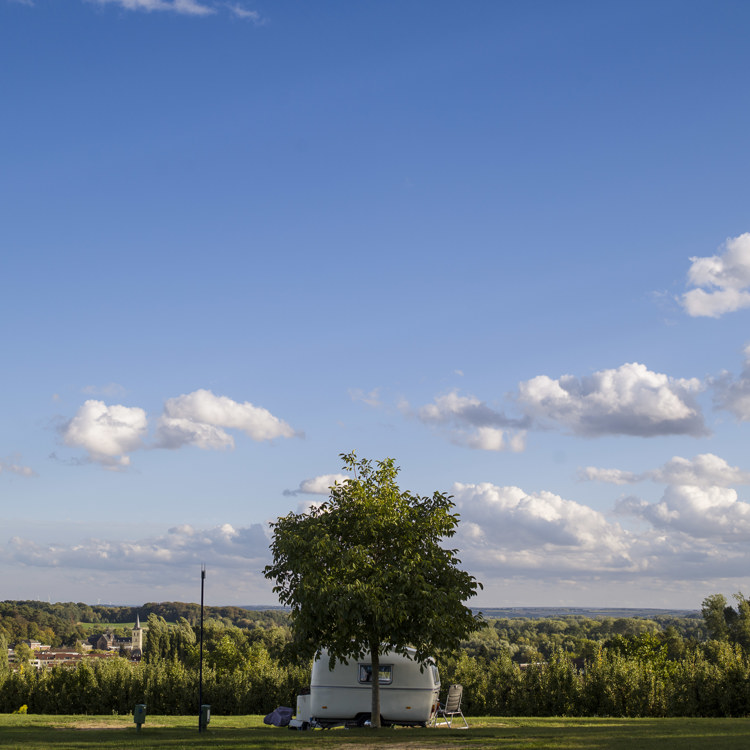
[2,596,750,717]
[0,600,288,648]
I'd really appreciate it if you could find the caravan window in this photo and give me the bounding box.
[430,663,440,686]
[358,664,393,684]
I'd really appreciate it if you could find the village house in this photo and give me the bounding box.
[8,615,144,671]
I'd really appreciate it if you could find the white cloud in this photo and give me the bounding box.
[713,345,750,421]
[682,288,750,318]
[648,454,750,488]
[88,0,215,14]
[3,522,270,572]
[681,233,750,317]
[582,453,750,488]
[11,469,750,601]
[283,473,349,497]
[225,2,261,21]
[466,426,525,452]
[518,362,706,437]
[62,389,297,467]
[589,452,750,543]
[155,417,235,451]
[452,473,750,586]
[452,482,633,575]
[587,452,750,562]
[349,388,381,407]
[617,485,750,541]
[579,467,639,485]
[411,391,528,452]
[62,400,148,468]
[87,0,265,18]
[0,457,36,477]
[155,389,298,449]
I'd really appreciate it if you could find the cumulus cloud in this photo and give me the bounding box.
[452,482,633,575]
[617,485,750,541]
[154,417,235,451]
[283,473,349,497]
[681,233,750,317]
[61,389,297,467]
[62,400,148,468]
[451,472,750,585]
[0,457,36,477]
[88,0,215,14]
[582,454,750,488]
[12,470,750,598]
[409,391,528,452]
[3,523,271,572]
[466,426,526,452]
[517,362,706,437]
[155,389,298,449]
[594,452,750,552]
[418,391,512,427]
[648,454,750,487]
[583,451,750,546]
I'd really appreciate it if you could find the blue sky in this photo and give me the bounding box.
[3,0,750,608]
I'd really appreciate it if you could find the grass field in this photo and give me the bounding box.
[1,715,749,749]
[76,622,137,631]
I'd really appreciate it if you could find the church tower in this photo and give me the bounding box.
[131,614,143,652]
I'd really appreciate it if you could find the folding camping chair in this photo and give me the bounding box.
[432,683,468,728]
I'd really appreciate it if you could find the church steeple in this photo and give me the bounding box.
[131,612,143,653]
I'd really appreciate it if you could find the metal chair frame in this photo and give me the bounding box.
[432,683,468,728]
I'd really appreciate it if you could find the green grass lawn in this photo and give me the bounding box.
[1,715,749,749]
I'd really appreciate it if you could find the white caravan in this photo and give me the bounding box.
[289,648,440,729]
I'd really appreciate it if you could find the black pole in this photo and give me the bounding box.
[199,564,205,732]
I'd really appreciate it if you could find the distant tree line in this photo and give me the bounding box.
[0,600,288,648]
[3,597,750,717]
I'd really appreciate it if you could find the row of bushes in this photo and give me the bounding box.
[441,641,750,717]
[0,654,309,715]
[4,639,750,717]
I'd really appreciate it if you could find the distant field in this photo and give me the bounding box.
[1,715,749,749]
[474,607,701,619]
[77,622,137,631]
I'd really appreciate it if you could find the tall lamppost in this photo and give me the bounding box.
[198,564,206,732]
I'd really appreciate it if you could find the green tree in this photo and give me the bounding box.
[143,614,169,663]
[0,633,9,677]
[702,594,729,641]
[729,594,750,650]
[13,642,32,670]
[264,452,482,728]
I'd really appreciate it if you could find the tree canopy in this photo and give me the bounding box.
[264,452,482,727]
[702,592,750,648]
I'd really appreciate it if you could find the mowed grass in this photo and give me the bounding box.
[1,715,750,749]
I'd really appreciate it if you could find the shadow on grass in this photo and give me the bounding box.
[1,717,750,749]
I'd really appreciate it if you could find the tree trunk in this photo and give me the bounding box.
[370,644,381,729]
